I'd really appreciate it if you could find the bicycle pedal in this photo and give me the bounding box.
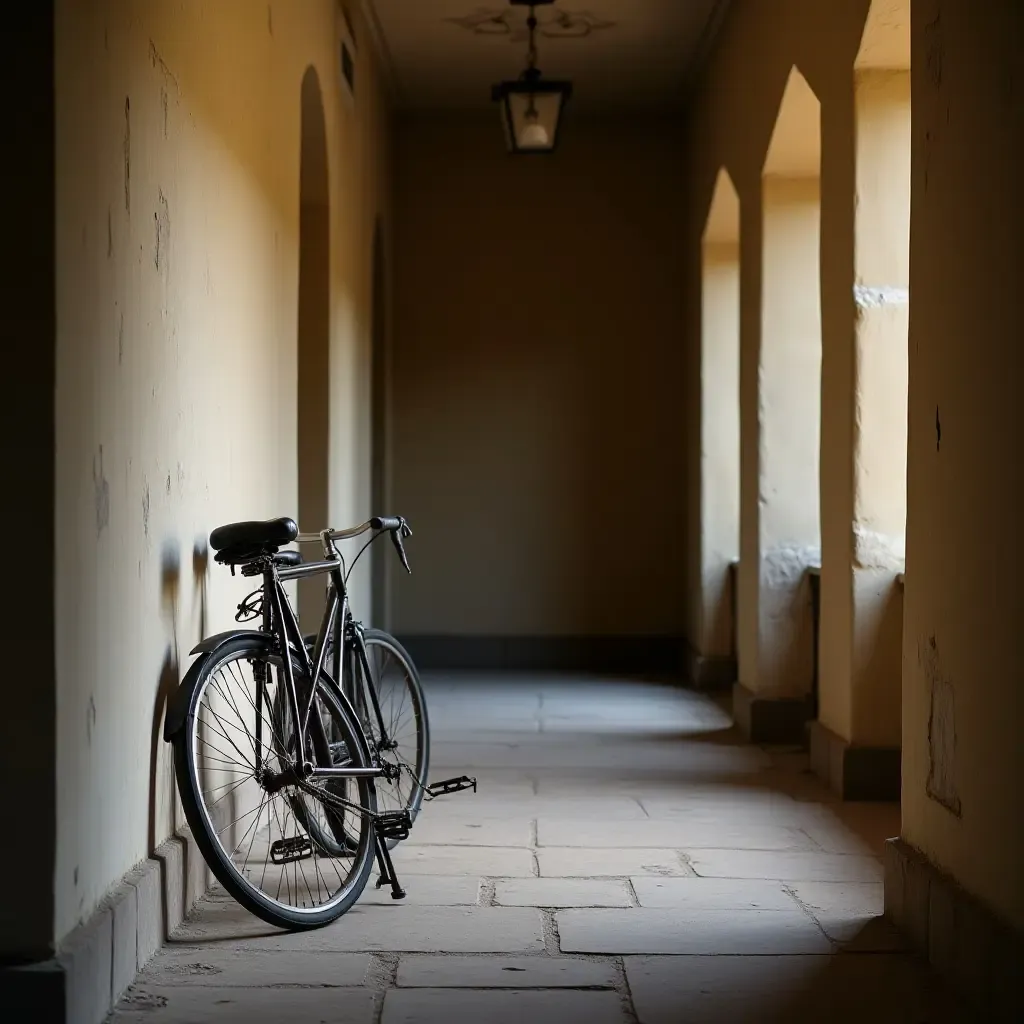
[425,775,477,798]
[374,809,412,842]
[270,835,313,864]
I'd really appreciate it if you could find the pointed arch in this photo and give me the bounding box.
[755,65,823,699]
[699,168,741,661]
[763,66,821,179]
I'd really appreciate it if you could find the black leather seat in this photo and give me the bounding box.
[210,517,298,565]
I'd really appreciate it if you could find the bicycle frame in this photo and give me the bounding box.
[256,534,384,784]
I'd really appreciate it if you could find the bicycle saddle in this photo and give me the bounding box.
[210,517,298,564]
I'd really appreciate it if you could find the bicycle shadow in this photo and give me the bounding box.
[149,541,181,855]
[148,538,211,936]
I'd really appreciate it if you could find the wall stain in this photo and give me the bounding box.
[118,311,125,366]
[161,85,169,139]
[935,406,941,452]
[142,482,151,540]
[154,189,170,273]
[268,4,273,35]
[124,97,131,214]
[86,694,97,746]
[93,446,110,535]
[920,635,961,817]
[165,472,172,495]
[107,207,113,259]
[148,40,179,94]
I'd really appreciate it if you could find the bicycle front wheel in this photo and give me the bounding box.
[172,636,377,930]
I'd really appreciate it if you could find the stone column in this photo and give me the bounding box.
[812,63,910,800]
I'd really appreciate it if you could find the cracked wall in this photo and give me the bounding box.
[53,0,391,946]
[901,0,1024,933]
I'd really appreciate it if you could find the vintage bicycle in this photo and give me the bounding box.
[161,515,475,930]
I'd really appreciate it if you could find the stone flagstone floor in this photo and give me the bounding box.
[108,673,977,1023]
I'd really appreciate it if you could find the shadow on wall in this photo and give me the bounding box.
[296,65,331,634]
[147,538,208,856]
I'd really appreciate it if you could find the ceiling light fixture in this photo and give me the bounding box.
[490,0,572,154]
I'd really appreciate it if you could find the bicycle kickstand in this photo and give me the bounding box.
[373,830,406,900]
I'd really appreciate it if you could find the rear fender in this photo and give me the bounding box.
[162,630,274,742]
[161,631,368,766]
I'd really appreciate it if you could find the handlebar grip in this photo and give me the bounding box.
[371,516,402,532]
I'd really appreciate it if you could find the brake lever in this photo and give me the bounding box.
[391,528,412,574]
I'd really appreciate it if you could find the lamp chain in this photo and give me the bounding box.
[526,6,538,71]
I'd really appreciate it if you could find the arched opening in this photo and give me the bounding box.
[370,219,388,629]
[296,67,330,630]
[699,168,741,670]
[849,1,911,746]
[757,66,822,699]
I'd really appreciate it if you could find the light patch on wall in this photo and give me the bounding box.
[760,543,821,589]
[920,634,961,817]
[854,284,909,308]
[856,0,911,71]
[852,523,905,570]
[763,67,821,178]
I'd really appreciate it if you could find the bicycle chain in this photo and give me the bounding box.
[289,753,423,821]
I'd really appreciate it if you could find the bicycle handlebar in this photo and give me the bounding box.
[296,516,413,573]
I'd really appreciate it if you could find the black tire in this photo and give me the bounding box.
[172,636,376,930]
[306,628,429,847]
[359,629,431,838]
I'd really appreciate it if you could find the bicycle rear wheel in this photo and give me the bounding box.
[172,636,376,930]
[307,628,429,846]
[356,629,430,837]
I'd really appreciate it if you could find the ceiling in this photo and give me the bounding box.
[361,0,728,110]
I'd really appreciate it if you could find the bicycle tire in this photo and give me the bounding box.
[172,636,377,930]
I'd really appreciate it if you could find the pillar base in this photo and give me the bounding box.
[885,838,1024,1021]
[684,643,737,691]
[0,828,212,1024]
[808,720,900,801]
[732,682,812,744]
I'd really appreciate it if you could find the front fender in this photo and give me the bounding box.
[163,630,274,742]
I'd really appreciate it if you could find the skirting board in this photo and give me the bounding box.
[732,681,813,745]
[885,838,1024,1021]
[396,634,687,676]
[808,720,901,801]
[0,826,213,1024]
